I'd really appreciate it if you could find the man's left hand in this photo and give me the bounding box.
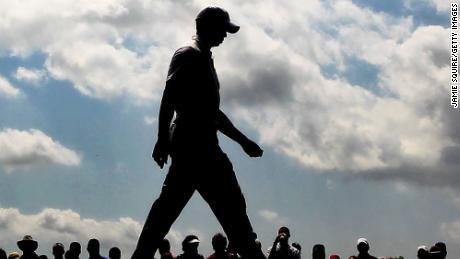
[241,139,263,157]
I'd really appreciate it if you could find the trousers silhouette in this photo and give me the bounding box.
[132,148,258,259]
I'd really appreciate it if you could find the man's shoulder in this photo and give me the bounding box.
[173,45,200,59]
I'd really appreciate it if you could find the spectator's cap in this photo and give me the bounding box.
[17,235,38,251]
[357,238,369,246]
[429,245,441,253]
[417,245,428,252]
[196,7,240,33]
[278,226,291,237]
[330,255,340,259]
[183,235,200,246]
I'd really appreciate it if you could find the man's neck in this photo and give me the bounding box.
[194,36,212,54]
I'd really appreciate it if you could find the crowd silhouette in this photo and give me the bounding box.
[0,228,448,259]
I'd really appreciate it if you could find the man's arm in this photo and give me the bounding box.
[152,84,175,168]
[217,110,263,157]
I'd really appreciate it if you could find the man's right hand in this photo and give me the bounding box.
[152,140,169,169]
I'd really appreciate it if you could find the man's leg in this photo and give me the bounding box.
[132,162,195,259]
[197,153,266,259]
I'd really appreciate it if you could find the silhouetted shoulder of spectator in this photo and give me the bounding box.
[177,254,204,259]
[0,248,7,259]
[38,255,48,259]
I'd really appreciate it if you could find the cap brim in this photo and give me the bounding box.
[188,239,200,244]
[226,22,240,33]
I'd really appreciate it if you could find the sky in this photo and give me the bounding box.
[0,0,458,258]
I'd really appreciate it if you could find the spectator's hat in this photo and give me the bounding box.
[357,237,369,246]
[182,235,200,247]
[196,7,240,33]
[17,235,38,251]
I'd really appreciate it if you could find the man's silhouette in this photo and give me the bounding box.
[267,227,301,259]
[87,239,106,259]
[131,6,265,259]
[52,243,65,259]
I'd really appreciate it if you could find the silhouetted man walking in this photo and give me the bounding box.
[131,6,266,259]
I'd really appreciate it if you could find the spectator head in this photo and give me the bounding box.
[86,239,100,256]
[53,243,65,258]
[159,239,171,255]
[417,245,429,259]
[69,242,81,255]
[212,233,228,253]
[17,235,38,253]
[0,249,7,259]
[277,226,291,246]
[108,247,121,259]
[434,242,446,259]
[182,235,200,253]
[429,245,442,259]
[356,238,370,254]
[330,255,340,259]
[312,244,326,259]
[292,242,302,252]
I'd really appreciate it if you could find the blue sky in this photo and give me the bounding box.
[0,0,458,258]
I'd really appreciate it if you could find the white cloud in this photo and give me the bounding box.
[258,209,287,225]
[440,220,460,244]
[14,67,46,85]
[0,207,184,257]
[0,0,456,186]
[0,128,81,172]
[0,75,21,98]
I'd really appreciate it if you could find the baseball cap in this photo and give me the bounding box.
[196,7,240,33]
[357,238,369,246]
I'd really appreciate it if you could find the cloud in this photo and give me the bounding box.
[14,67,46,85]
[258,209,287,225]
[0,75,21,98]
[440,220,460,244]
[0,207,184,257]
[0,0,456,187]
[0,128,81,172]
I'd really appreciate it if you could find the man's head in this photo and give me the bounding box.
[435,242,447,259]
[417,245,429,259]
[17,235,38,253]
[52,243,65,258]
[212,233,228,253]
[159,239,171,255]
[86,239,100,256]
[312,244,326,259]
[356,238,370,254]
[69,242,81,255]
[277,226,290,246]
[108,247,121,259]
[195,7,239,47]
[182,235,200,254]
